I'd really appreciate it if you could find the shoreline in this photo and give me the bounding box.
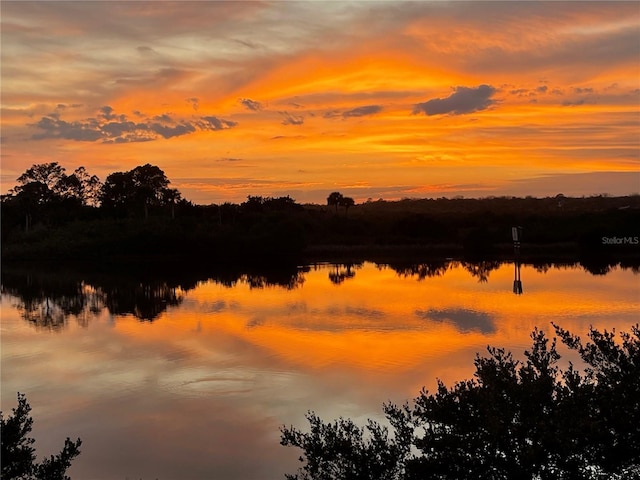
[2,240,638,272]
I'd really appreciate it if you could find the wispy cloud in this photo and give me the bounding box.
[240,98,263,111]
[280,112,304,126]
[343,105,383,118]
[562,99,587,107]
[217,157,244,163]
[186,97,199,111]
[325,105,383,119]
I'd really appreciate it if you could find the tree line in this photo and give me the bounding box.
[2,162,639,263]
[1,162,183,230]
[1,162,357,226]
[0,162,362,263]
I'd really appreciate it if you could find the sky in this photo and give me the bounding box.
[1,1,639,205]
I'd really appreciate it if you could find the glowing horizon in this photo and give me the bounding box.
[1,1,638,204]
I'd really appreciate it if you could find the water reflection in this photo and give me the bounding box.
[416,308,496,334]
[1,272,101,330]
[1,259,638,480]
[328,262,362,285]
[514,261,523,295]
[1,264,307,327]
[2,257,638,332]
[1,270,188,327]
[386,260,450,280]
[461,260,502,283]
[240,268,307,290]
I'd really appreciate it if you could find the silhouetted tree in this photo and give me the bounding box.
[12,163,98,207]
[53,174,83,204]
[10,182,51,232]
[282,324,640,479]
[100,163,177,218]
[8,164,67,230]
[340,196,355,215]
[1,393,82,480]
[130,163,171,219]
[243,195,266,213]
[281,404,414,480]
[100,171,131,215]
[327,192,344,213]
[162,187,181,219]
[15,162,66,192]
[266,195,301,212]
[68,166,102,206]
[5,163,101,231]
[242,195,302,214]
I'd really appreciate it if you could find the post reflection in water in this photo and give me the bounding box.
[512,225,523,295]
[1,260,638,480]
[514,260,523,295]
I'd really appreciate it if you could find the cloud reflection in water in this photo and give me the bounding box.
[416,308,496,334]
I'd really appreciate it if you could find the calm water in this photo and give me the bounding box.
[1,260,638,479]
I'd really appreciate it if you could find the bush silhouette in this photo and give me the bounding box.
[1,393,82,480]
[281,324,640,479]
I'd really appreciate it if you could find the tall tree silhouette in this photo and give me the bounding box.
[162,187,181,219]
[327,191,344,213]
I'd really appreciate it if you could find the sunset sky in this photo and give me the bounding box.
[1,1,639,204]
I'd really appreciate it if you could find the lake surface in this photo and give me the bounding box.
[1,260,638,479]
